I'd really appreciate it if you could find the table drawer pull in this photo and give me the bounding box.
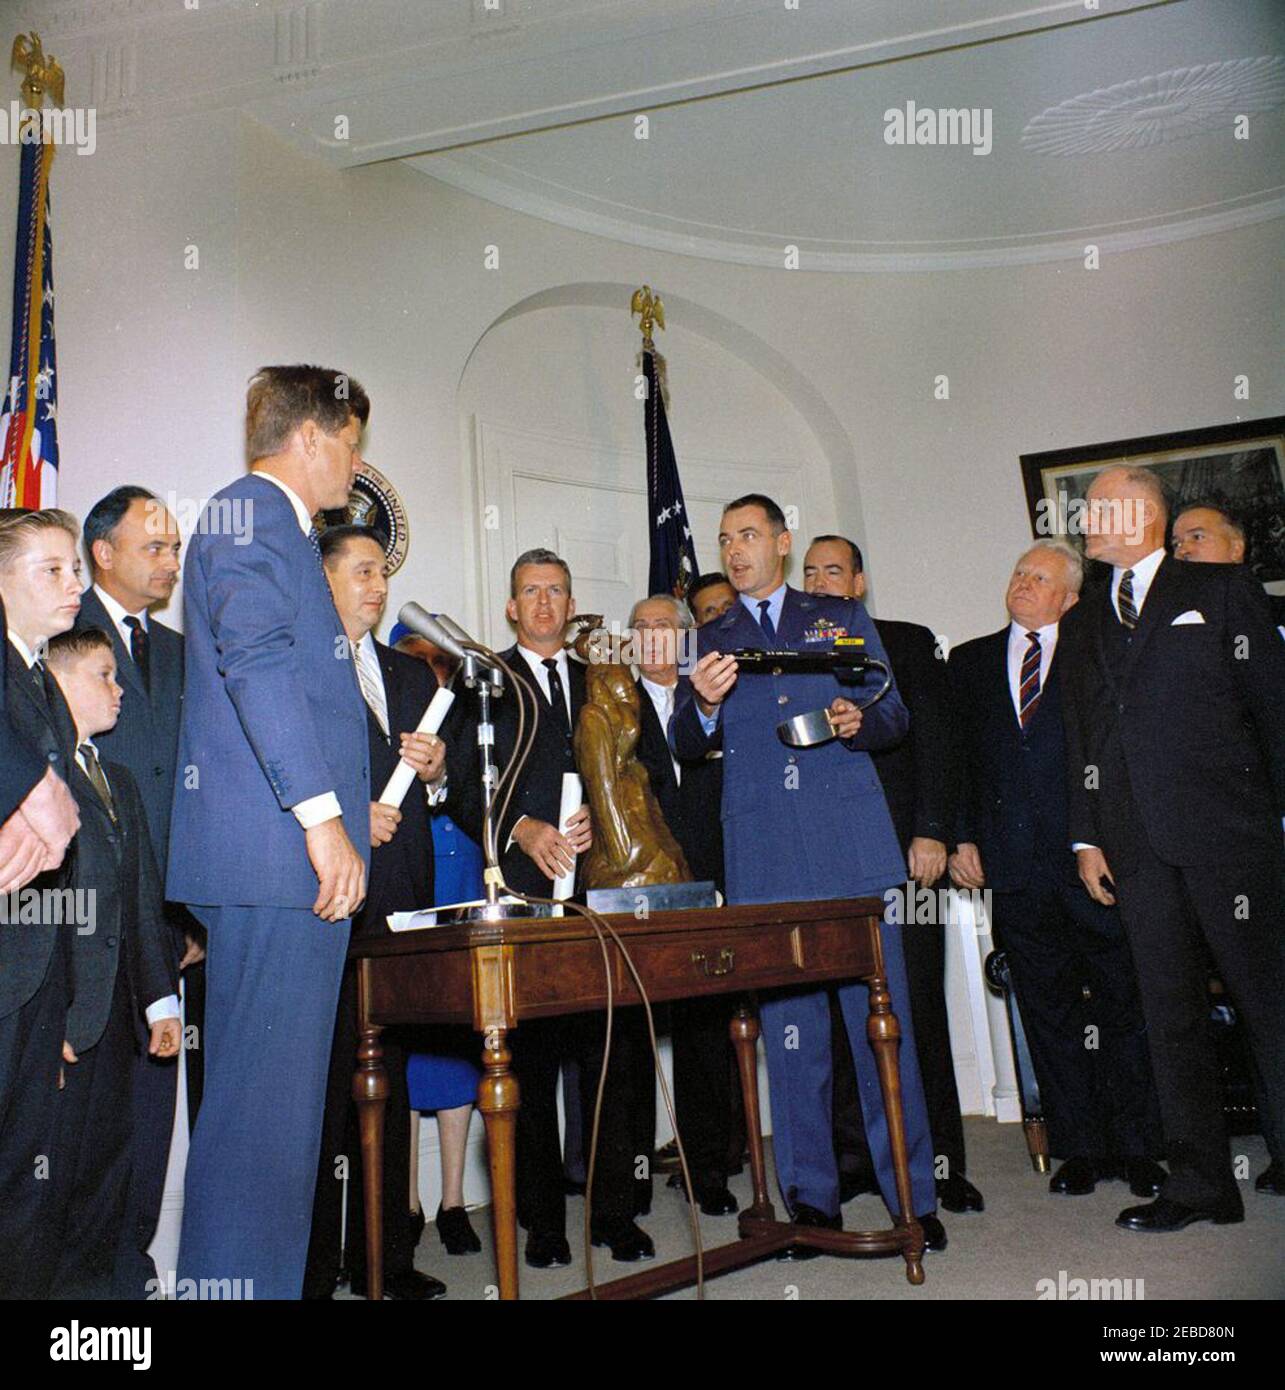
[692,947,735,977]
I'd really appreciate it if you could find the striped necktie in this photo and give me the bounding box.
[1117,569,1138,629]
[1018,630,1042,729]
[353,642,389,737]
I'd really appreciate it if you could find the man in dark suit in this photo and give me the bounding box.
[686,571,736,629]
[1063,464,1285,1230]
[802,535,981,1216]
[949,542,1164,1204]
[1171,495,1285,634]
[453,548,652,1267]
[672,495,942,1254]
[304,525,449,1301]
[630,592,736,1216]
[169,365,371,1299]
[42,627,180,1298]
[0,509,83,1297]
[78,485,196,1297]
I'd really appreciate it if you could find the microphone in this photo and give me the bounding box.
[398,603,468,663]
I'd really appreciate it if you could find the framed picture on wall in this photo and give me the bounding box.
[1020,417,1285,589]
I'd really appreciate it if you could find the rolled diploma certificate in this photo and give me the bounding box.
[551,771,583,910]
[377,686,456,808]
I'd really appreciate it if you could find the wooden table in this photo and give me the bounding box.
[351,897,925,1299]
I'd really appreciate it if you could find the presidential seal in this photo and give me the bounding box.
[314,461,409,574]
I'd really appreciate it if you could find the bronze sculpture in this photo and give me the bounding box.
[569,619,691,889]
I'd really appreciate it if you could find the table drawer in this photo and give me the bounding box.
[613,925,816,1002]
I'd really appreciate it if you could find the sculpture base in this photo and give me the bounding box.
[586,881,718,914]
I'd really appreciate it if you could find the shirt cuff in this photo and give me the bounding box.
[507,814,528,854]
[292,791,342,829]
[145,995,181,1026]
[1070,843,1097,852]
[425,777,448,807]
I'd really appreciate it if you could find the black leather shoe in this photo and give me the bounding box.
[917,1213,947,1253]
[1118,1159,1166,1199]
[653,1139,681,1174]
[590,1218,655,1262]
[1049,1157,1100,1196]
[1255,1161,1285,1195]
[777,1203,841,1261]
[436,1204,482,1255]
[1115,1197,1243,1233]
[681,1183,739,1216]
[838,1170,880,1204]
[524,1231,572,1268]
[936,1173,984,1213]
[350,1269,447,1300]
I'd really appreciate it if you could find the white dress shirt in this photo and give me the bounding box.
[253,469,342,830]
[1110,547,1166,622]
[76,737,180,1025]
[508,644,574,847]
[639,674,681,786]
[92,583,148,650]
[1006,619,1059,723]
[514,643,573,727]
[7,628,38,669]
[356,631,446,804]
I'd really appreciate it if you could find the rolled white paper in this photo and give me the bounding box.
[551,771,583,908]
[377,686,456,808]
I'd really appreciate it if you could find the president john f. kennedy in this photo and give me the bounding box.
[670,494,942,1253]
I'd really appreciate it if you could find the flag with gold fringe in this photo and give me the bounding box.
[0,119,58,508]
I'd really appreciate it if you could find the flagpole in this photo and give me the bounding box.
[1,32,64,508]
[632,285,699,598]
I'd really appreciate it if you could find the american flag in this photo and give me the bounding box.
[0,134,59,508]
[643,345,698,597]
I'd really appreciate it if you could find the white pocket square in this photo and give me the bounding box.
[1171,610,1205,626]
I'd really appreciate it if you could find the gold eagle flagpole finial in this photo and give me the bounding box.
[630,285,665,349]
[11,32,65,109]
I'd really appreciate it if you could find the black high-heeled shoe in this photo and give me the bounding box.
[435,1203,482,1255]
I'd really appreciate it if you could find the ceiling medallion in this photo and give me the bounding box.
[314,461,409,575]
[1022,55,1285,155]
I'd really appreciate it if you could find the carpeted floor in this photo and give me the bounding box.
[337,1117,1285,1301]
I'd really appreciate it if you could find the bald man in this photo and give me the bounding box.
[1061,465,1285,1231]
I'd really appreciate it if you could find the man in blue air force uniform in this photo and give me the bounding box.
[670,494,942,1253]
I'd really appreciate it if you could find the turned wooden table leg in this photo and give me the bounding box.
[865,972,925,1286]
[354,1017,389,1301]
[731,1001,775,1221]
[478,1025,520,1301]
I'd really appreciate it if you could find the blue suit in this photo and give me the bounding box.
[169,474,370,1299]
[672,586,936,1219]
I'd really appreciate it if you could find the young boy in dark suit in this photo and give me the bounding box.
[42,626,180,1298]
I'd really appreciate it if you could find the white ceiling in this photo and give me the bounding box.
[405,0,1285,269]
[19,0,1284,270]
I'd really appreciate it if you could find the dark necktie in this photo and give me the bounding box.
[1018,630,1042,729]
[757,599,777,643]
[1117,569,1138,629]
[541,657,571,738]
[80,743,117,822]
[30,657,52,709]
[307,524,324,567]
[123,614,150,692]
